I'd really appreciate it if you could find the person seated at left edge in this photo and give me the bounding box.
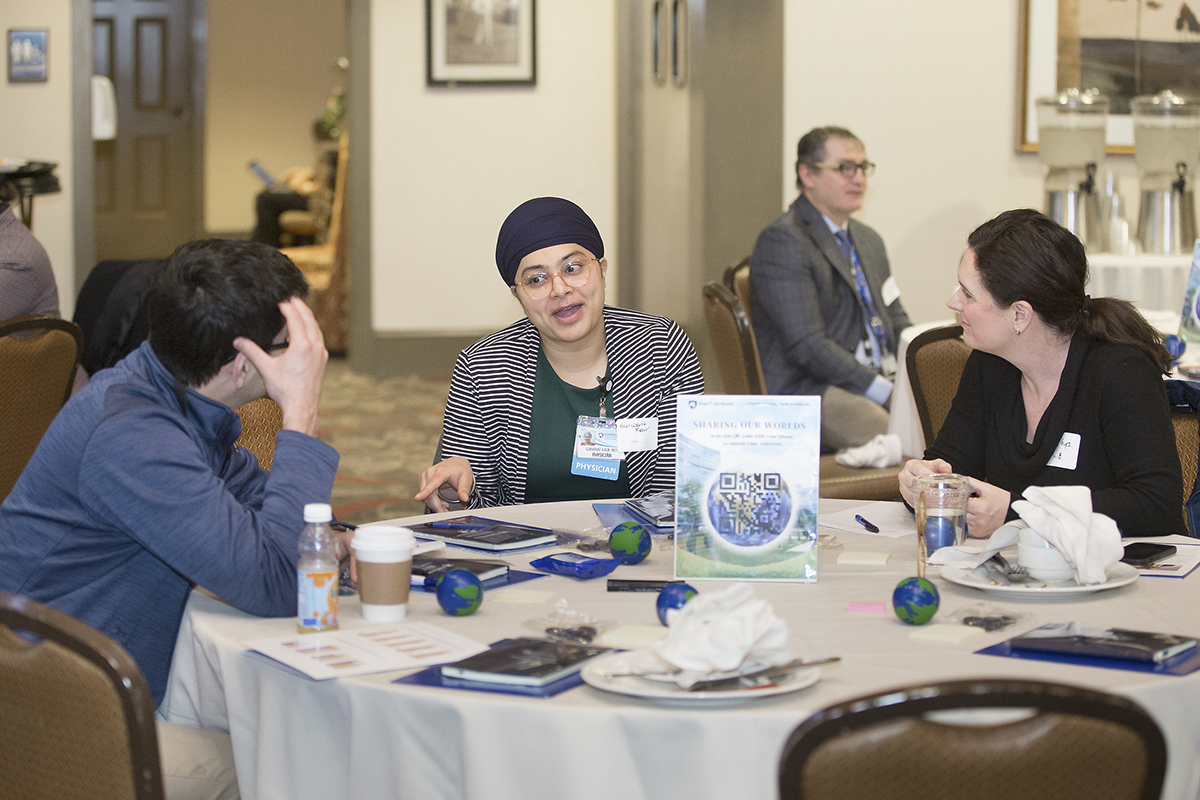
[417,196,704,511]
[0,239,340,800]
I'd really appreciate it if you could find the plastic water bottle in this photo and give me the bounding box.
[297,503,339,633]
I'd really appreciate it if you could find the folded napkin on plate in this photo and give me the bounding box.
[972,485,1122,585]
[621,584,792,687]
[834,434,903,469]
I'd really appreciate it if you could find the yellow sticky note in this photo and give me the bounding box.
[490,589,555,604]
[908,624,988,644]
[837,551,890,566]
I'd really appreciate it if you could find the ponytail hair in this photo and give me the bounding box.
[967,209,1171,374]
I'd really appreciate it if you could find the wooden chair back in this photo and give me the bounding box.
[780,679,1166,800]
[905,324,971,446]
[280,131,350,353]
[0,315,84,501]
[723,256,752,315]
[1173,409,1199,533]
[234,397,284,470]
[0,592,165,800]
[702,282,766,394]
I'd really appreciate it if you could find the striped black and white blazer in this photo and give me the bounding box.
[439,306,705,508]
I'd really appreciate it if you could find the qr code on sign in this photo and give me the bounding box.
[707,472,792,546]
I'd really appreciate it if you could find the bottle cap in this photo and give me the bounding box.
[303,503,333,523]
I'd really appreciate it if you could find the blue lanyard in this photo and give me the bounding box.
[835,230,888,365]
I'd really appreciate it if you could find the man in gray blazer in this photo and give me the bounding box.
[750,126,910,452]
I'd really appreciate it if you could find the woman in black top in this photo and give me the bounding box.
[899,209,1183,538]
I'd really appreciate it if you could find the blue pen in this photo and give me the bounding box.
[427,521,493,530]
[855,514,880,533]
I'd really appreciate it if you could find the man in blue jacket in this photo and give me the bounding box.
[0,239,339,800]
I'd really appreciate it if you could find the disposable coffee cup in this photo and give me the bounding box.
[352,525,415,622]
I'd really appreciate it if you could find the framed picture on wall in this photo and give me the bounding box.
[427,0,536,86]
[1019,0,1200,153]
[8,29,48,83]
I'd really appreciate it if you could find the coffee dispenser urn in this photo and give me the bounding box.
[1133,90,1199,255]
[1037,89,1108,249]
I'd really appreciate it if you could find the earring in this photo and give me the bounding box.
[1014,327,1022,336]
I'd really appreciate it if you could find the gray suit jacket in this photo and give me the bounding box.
[750,194,911,397]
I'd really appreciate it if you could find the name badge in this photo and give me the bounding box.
[1047,432,1081,470]
[572,416,621,481]
[617,417,658,454]
[881,275,901,307]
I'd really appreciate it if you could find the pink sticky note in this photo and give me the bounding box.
[848,601,887,615]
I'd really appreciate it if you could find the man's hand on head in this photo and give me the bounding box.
[233,297,327,437]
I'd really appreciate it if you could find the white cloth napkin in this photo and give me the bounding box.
[834,433,903,468]
[971,485,1122,585]
[623,584,792,687]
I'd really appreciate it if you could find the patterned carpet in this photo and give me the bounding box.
[318,357,452,525]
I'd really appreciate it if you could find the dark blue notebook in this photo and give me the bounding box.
[393,639,588,699]
[976,637,1200,676]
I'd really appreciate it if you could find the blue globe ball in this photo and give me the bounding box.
[436,569,483,616]
[1166,334,1186,363]
[609,522,652,565]
[892,576,939,625]
[656,582,698,626]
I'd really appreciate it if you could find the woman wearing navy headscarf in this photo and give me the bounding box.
[416,197,704,511]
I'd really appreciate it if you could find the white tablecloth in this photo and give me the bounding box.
[1088,253,1191,314]
[161,500,1200,800]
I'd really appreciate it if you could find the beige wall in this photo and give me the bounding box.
[781,0,1137,325]
[205,0,347,233]
[1,0,77,316]
[369,0,617,334]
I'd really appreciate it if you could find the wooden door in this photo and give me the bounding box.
[93,0,201,261]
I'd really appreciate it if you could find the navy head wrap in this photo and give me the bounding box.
[495,197,604,286]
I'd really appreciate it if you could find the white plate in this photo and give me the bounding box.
[580,652,821,705]
[939,562,1139,596]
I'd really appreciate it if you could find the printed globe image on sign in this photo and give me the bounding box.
[706,472,793,547]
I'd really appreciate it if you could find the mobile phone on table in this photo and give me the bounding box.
[1121,543,1177,567]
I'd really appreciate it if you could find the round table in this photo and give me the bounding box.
[160,500,1200,800]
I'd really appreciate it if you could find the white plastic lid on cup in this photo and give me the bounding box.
[352,524,416,562]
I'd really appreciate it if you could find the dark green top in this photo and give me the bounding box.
[524,348,632,504]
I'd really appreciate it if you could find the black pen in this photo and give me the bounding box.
[607,579,683,593]
[855,514,880,533]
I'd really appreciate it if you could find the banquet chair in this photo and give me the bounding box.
[1167,379,1200,535]
[702,279,902,501]
[723,256,752,314]
[1174,410,1199,534]
[778,678,1166,800]
[235,397,284,470]
[0,314,84,502]
[0,591,166,800]
[703,281,766,394]
[905,324,971,445]
[281,131,349,354]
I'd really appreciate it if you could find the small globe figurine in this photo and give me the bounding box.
[1166,334,1186,364]
[436,569,483,616]
[609,522,652,565]
[656,582,698,626]
[892,577,939,625]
